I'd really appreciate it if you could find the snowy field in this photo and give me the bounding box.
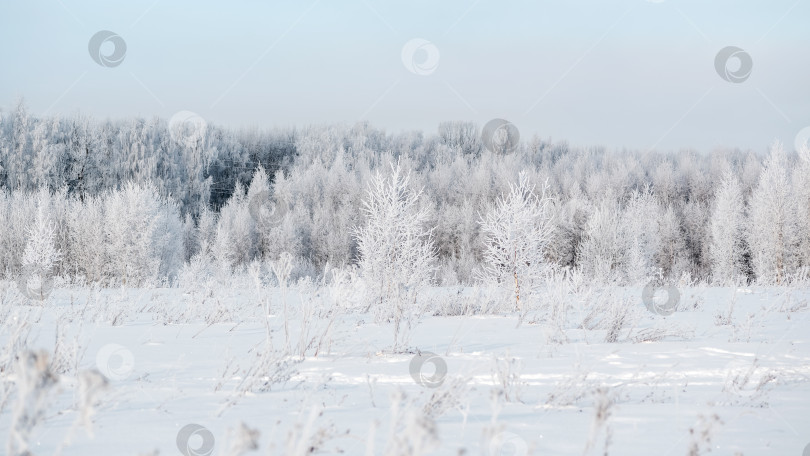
[3,1,810,455]
[2,284,808,456]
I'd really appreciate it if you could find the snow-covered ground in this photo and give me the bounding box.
[2,285,809,455]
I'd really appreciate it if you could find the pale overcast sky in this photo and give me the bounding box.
[1,0,808,153]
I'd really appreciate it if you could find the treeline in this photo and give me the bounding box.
[0,100,296,214]
[2,100,808,286]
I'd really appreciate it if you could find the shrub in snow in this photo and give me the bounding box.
[371,390,439,456]
[50,313,86,375]
[75,369,109,435]
[491,353,524,403]
[280,405,336,456]
[269,251,294,352]
[0,310,33,415]
[687,413,723,456]
[218,343,301,414]
[294,274,343,357]
[55,369,110,453]
[722,357,776,404]
[584,387,615,456]
[7,350,59,456]
[224,422,261,456]
[419,375,470,420]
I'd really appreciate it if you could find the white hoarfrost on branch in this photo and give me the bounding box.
[577,199,622,283]
[354,163,436,349]
[19,190,62,300]
[103,182,184,285]
[748,142,798,284]
[709,170,746,284]
[479,172,555,312]
[22,204,61,276]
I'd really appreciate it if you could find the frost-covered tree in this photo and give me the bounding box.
[577,199,622,283]
[195,205,217,256]
[246,165,273,257]
[479,172,555,312]
[438,121,481,156]
[30,119,60,190]
[20,192,62,298]
[748,143,798,284]
[619,190,662,284]
[709,171,746,284]
[656,204,689,280]
[66,195,106,281]
[104,182,183,284]
[0,105,799,284]
[0,191,36,276]
[181,212,197,262]
[792,145,810,271]
[651,160,682,205]
[547,194,589,269]
[212,181,257,270]
[354,163,436,343]
[680,199,712,280]
[8,100,32,190]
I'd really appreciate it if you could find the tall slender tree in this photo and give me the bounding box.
[709,171,746,284]
[354,163,436,348]
[748,143,797,284]
[479,172,555,312]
